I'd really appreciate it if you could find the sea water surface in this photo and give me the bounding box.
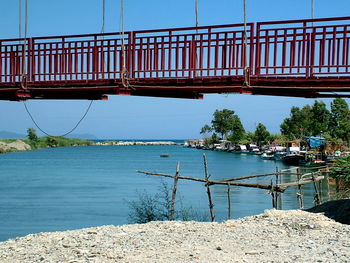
[0,144,321,241]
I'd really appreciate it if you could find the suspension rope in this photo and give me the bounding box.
[101,0,106,34]
[242,0,250,86]
[19,0,22,41]
[194,0,199,77]
[119,0,130,88]
[20,0,28,89]
[195,0,199,30]
[311,0,315,26]
[19,0,95,137]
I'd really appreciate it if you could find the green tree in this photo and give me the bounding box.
[330,98,350,145]
[310,100,331,136]
[280,105,313,139]
[330,155,350,184]
[200,124,213,137]
[211,109,245,140]
[46,136,58,147]
[254,123,270,146]
[27,128,38,142]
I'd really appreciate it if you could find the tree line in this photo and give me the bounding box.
[200,98,350,147]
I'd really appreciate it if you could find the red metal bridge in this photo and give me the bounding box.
[1,16,350,101]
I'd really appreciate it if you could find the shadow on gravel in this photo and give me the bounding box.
[306,199,350,225]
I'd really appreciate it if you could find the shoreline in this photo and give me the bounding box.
[94,140,182,146]
[0,209,349,262]
[0,139,183,154]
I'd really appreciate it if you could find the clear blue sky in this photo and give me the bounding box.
[1,0,350,139]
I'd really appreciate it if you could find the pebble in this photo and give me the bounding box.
[0,209,349,263]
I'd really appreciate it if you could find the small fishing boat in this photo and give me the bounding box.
[281,147,304,166]
[261,152,275,160]
[160,154,170,158]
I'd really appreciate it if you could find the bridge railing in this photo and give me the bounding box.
[0,23,254,84]
[256,16,350,77]
[1,16,350,85]
[130,23,254,79]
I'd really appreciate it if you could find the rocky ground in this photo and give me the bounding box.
[0,209,349,263]
[0,140,31,153]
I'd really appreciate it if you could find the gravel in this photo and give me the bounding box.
[0,209,349,263]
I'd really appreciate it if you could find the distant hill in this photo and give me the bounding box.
[0,131,97,140]
[0,131,26,139]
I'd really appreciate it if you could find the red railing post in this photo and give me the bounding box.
[310,27,316,77]
[30,38,36,82]
[0,42,2,83]
[255,23,261,76]
[127,32,134,79]
[249,23,255,75]
[93,36,98,80]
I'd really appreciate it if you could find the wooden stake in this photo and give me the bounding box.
[326,168,331,201]
[170,162,180,221]
[203,153,215,222]
[296,167,304,209]
[279,169,283,210]
[312,172,321,206]
[270,179,276,209]
[227,184,231,219]
[275,172,279,209]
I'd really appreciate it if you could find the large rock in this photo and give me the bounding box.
[0,140,31,153]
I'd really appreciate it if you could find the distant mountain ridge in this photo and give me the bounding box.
[0,131,26,139]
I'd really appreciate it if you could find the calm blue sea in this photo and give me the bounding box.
[0,145,321,241]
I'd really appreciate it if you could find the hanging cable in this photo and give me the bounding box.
[19,0,95,137]
[101,0,106,34]
[19,0,22,41]
[20,0,28,89]
[195,0,199,30]
[242,0,250,86]
[99,0,106,79]
[194,0,199,77]
[23,101,94,137]
[311,0,314,19]
[119,0,130,88]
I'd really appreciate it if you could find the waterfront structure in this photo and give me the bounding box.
[1,17,350,100]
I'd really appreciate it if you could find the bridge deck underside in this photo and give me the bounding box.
[1,76,350,101]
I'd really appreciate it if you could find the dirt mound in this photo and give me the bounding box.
[306,198,350,225]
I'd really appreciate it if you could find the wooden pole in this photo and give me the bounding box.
[318,176,323,204]
[275,171,279,209]
[136,171,283,191]
[220,172,299,182]
[270,179,276,209]
[312,172,321,206]
[325,168,331,201]
[203,153,215,222]
[296,167,304,209]
[227,184,231,219]
[170,162,180,221]
[279,169,283,210]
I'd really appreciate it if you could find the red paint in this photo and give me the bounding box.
[1,16,350,100]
